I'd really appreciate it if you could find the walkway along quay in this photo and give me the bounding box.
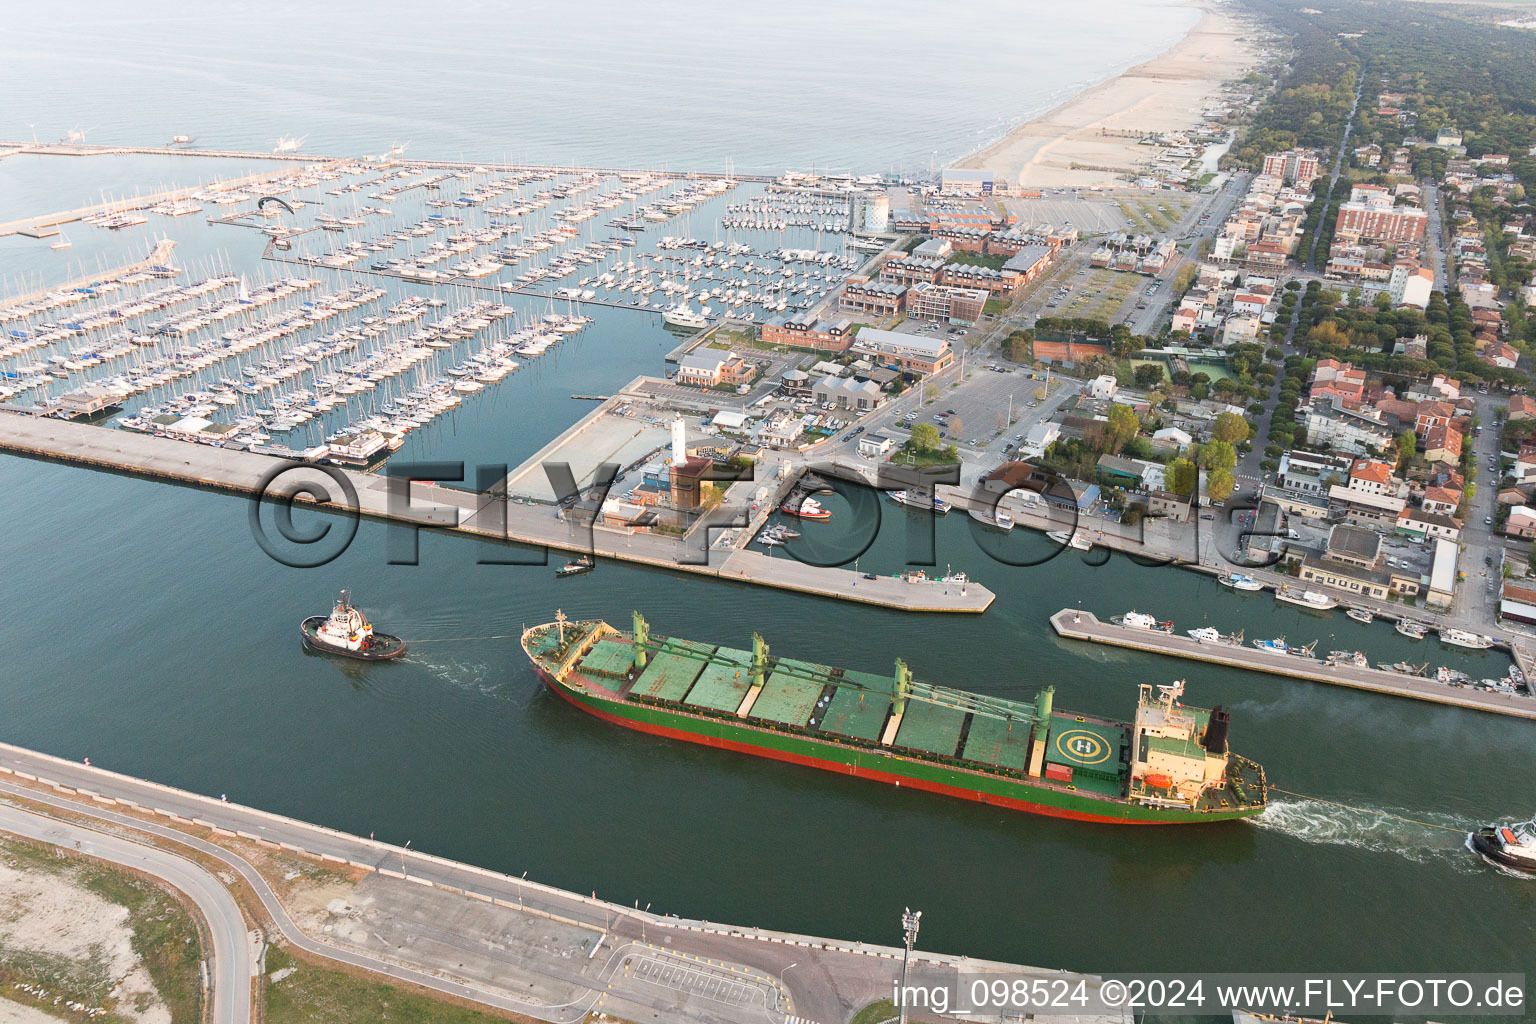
[0,414,993,613]
[1050,609,1536,720]
[0,740,1128,1024]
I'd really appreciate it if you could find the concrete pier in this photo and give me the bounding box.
[1050,609,1536,719]
[0,414,993,614]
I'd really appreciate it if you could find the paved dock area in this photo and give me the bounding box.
[0,414,993,614]
[1050,609,1536,719]
[0,740,1127,1024]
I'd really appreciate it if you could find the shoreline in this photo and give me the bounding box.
[956,0,1263,188]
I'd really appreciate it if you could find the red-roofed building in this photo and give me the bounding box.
[1424,425,1463,466]
[1348,458,1398,496]
[1484,343,1520,369]
[1509,395,1536,421]
[1415,401,1456,436]
[1422,486,1462,515]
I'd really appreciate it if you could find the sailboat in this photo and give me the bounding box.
[50,230,71,250]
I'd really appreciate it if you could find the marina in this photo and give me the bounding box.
[1050,609,1536,719]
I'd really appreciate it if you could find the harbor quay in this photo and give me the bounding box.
[0,414,994,613]
[1050,609,1536,720]
[0,739,1129,1024]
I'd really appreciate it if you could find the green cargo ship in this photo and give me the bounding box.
[522,611,1268,824]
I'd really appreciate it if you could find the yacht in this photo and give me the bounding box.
[662,306,709,330]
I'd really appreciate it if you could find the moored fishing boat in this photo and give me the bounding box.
[1219,573,1264,592]
[1345,607,1374,624]
[1275,586,1338,611]
[1112,610,1173,633]
[556,555,594,577]
[522,611,1268,824]
[1439,628,1496,650]
[1396,619,1429,639]
[1253,637,1289,654]
[300,590,407,661]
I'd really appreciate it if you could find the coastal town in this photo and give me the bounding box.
[4,1,1536,1024]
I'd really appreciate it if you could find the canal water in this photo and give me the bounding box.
[1,0,1534,991]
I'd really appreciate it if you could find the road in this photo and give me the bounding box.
[0,744,1124,1024]
[0,801,253,1024]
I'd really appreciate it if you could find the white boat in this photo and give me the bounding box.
[1112,611,1172,632]
[889,490,950,514]
[994,509,1013,531]
[1345,607,1374,624]
[1252,638,1289,655]
[1219,573,1264,592]
[1439,628,1496,650]
[1396,619,1428,639]
[1275,587,1338,611]
[1069,534,1092,551]
[1470,815,1536,874]
[662,306,709,330]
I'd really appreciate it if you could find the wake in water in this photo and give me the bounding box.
[1252,798,1484,870]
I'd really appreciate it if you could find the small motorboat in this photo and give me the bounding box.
[1113,611,1172,632]
[556,555,594,578]
[300,590,407,661]
[1469,815,1536,873]
[1345,607,1374,624]
[780,495,831,520]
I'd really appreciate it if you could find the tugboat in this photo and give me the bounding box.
[300,591,407,661]
[1469,815,1536,873]
[556,555,594,578]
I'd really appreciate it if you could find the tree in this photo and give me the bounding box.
[1212,411,1250,444]
[1134,362,1165,389]
[1208,466,1236,503]
[1397,430,1417,465]
[923,383,938,402]
[1529,539,1536,575]
[1166,458,1198,497]
[1198,439,1238,472]
[948,416,964,439]
[1106,404,1139,452]
[910,422,940,452]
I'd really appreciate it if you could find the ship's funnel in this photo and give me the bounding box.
[1203,705,1229,754]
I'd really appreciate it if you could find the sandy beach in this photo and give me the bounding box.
[957,1,1262,188]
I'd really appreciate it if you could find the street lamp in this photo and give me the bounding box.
[898,907,921,1024]
[400,840,411,877]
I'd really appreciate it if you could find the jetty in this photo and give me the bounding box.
[0,238,177,306]
[0,414,992,614]
[1050,609,1536,720]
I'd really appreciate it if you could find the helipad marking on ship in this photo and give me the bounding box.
[1053,729,1112,765]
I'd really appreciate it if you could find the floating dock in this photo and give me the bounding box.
[0,414,992,614]
[1050,609,1536,720]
